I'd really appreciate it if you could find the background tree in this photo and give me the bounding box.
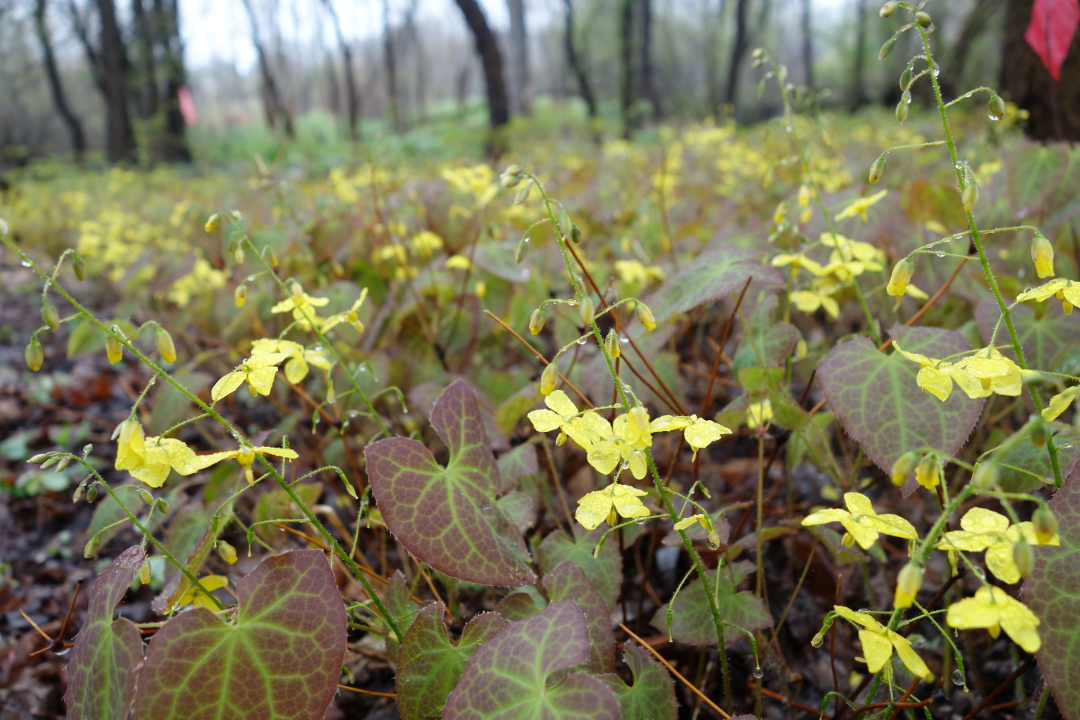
[506,0,531,115]
[453,0,509,130]
[562,0,597,120]
[34,0,87,162]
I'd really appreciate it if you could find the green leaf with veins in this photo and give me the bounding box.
[134,550,346,720]
[544,561,616,674]
[65,546,146,720]
[653,561,771,645]
[537,528,622,613]
[645,246,783,322]
[443,600,620,720]
[598,642,678,720]
[365,380,535,586]
[396,603,506,720]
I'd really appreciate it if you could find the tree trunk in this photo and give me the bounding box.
[1001,0,1080,140]
[620,0,635,137]
[153,0,192,162]
[562,0,597,119]
[703,0,724,113]
[453,0,510,129]
[131,0,159,120]
[800,0,814,88]
[96,0,137,163]
[724,0,750,107]
[938,0,1002,98]
[35,0,87,161]
[849,0,868,109]
[323,0,360,142]
[506,0,531,115]
[240,0,294,138]
[382,0,403,131]
[640,0,660,119]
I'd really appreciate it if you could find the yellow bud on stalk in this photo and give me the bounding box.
[540,361,559,396]
[217,540,238,565]
[916,452,942,488]
[529,308,545,335]
[138,562,152,585]
[886,257,915,297]
[890,450,919,485]
[289,279,304,299]
[894,562,923,609]
[73,253,87,281]
[869,155,887,184]
[204,213,220,232]
[155,327,177,364]
[774,201,787,225]
[269,249,279,267]
[42,301,60,331]
[962,181,979,213]
[1033,507,1058,544]
[25,338,44,371]
[579,296,595,327]
[106,334,123,364]
[605,329,621,359]
[636,302,657,331]
[1013,538,1034,577]
[1031,232,1054,279]
[234,247,245,264]
[972,461,999,491]
[235,284,248,307]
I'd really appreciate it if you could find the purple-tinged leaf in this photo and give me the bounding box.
[1025,460,1080,720]
[646,246,783,322]
[497,444,539,494]
[818,324,984,495]
[498,491,537,532]
[537,528,622,612]
[653,561,771,645]
[444,600,620,720]
[544,561,616,673]
[597,642,678,720]
[65,546,146,720]
[497,592,543,621]
[385,571,420,656]
[396,604,506,720]
[366,380,535,586]
[134,550,346,720]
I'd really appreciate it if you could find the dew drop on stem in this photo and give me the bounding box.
[952,669,965,686]
[753,667,763,679]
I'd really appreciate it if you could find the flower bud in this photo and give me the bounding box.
[227,237,237,255]
[916,452,942,488]
[205,213,221,232]
[570,224,583,244]
[230,210,243,220]
[515,236,529,264]
[40,456,59,469]
[605,329,621,359]
[896,94,910,124]
[886,257,915,297]
[878,36,897,61]
[86,484,98,503]
[137,487,154,505]
[28,453,49,464]
[1033,507,1058,544]
[578,296,595,327]
[879,1,899,17]
[890,450,919,485]
[1013,538,1034,577]
[138,561,152,585]
[235,284,248,307]
[774,201,788,225]
[289,278,304,298]
[106,334,123,364]
[811,632,825,648]
[988,94,1006,121]
[529,307,545,336]
[972,461,999,491]
[500,173,521,189]
[869,155,887,184]
[154,497,170,514]
[1031,231,1054,279]
[894,562,923,608]
[1027,414,1049,448]
[25,338,44,372]
[514,183,531,206]
[268,249,279,267]
[84,536,100,558]
[962,181,979,213]
[72,253,87,281]
[916,11,932,27]
[217,540,238,565]
[155,327,177,364]
[42,301,60,331]
[540,361,559,396]
[899,67,912,92]
[636,302,657,331]
[55,456,70,472]
[72,483,85,502]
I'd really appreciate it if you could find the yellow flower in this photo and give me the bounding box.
[176,575,230,610]
[445,254,472,270]
[802,492,919,550]
[1031,233,1055,279]
[946,586,1041,653]
[1017,277,1080,315]
[411,231,444,258]
[615,259,666,285]
[114,419,216,488]
[194,444,299,484]
[892,342,956,402]
[936,507,1059,584]
[771,253,825,278]
[834,190,887,222]
[818,233,885,278]
[270,290,330,330]
[790,289,840,319]
[575,482,650,530]
[893,343,1037,402]
[587,408,654,479]
[1043,385,1080,421]
[211,352,289,402]
[321,289,370,334]
[746,399,773,430]
[651,414,732,460]
[832,605,932,679]
[250,339,331,384]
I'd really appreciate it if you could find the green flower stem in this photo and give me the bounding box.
[525,172,736,711]
[3,236,404,642]
[917,26,1064,488]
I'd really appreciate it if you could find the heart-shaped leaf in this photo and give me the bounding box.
[497,443,539,494]
[653,561,771,645]
[646,246,783,322]
[817,324,984,488]
[544,562,616,674]
[1024,460,1080,720]
[537,528,622,612]
[396,604,507,720]
[443,600,620,720]
[65,546,146,720]
[598,642,678,720]
[134,550,346,720]
[366,380,535,586]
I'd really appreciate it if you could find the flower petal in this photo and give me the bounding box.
[545,390,578,418]
[858,630,894,674]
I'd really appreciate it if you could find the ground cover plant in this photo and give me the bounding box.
[3,2,1080,719]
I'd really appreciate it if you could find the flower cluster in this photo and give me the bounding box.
[893,342,1038,402]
